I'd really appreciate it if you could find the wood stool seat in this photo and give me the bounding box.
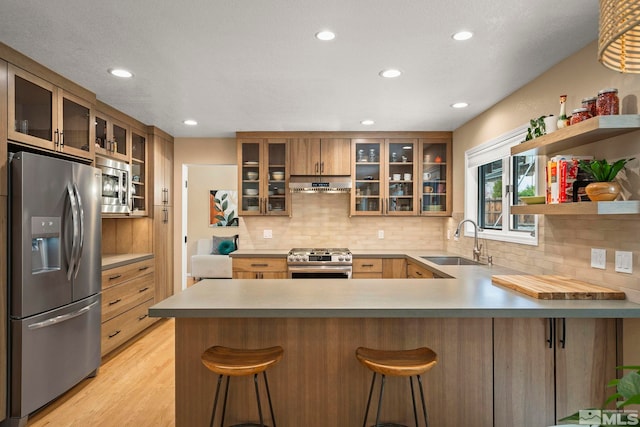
[355,347,438,377]
[202,346,284,376]
[355,347,438,427]
[201,345,284,427]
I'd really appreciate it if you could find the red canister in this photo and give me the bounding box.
[596,88,619,116]
[570,108,591,125]
[581,97,597,117]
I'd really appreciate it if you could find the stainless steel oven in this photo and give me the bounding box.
[287,248,352,279]
[96,156,131,214]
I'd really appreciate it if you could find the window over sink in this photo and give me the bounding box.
[465,124,539,246]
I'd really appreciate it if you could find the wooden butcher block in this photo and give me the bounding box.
[491,275,626,300]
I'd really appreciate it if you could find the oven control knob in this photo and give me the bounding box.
[338,256,344,261]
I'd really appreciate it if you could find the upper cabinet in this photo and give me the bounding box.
[130,127,148,215]
[237,137,290,216]
[94,101,130,162]
[149,126,174,207]
[351,135,451,216]
[8,64,94,161]
[290,138,351,176]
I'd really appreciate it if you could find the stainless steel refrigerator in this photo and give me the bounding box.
[7,151,102,427]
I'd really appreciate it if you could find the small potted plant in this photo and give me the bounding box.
[525,116,547,141]
[578,158,635,201]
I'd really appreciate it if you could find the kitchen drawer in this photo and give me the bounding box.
[101,273,155,322]
[102,258,155,290]
[101,298,156,356]
[353,258,383,273]
[232,257,287,273]
[407,262,434,279]
[352,272,383,279]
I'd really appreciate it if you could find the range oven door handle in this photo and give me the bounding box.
[27,300,99,330]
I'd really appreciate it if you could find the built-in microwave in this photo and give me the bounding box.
[96,156,131,214]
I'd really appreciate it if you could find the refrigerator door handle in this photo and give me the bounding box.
[72,183,85,279]
[66,184,80,281]
[27,300,99,330]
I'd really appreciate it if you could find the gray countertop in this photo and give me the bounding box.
[102,253,154,270]
[150,251,640,319]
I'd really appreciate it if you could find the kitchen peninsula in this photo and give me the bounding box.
[149,253,640,427]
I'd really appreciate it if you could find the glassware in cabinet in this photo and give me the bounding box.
[353,139,383,214]
[420,139,451,215]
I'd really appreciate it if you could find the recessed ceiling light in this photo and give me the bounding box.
[379,69,402,78]
[361,119,375,126]
[315,30,336,41]
[452,31,473,41]
[451,102,469,109]
[108,68,133,78]
[183,119,198,126]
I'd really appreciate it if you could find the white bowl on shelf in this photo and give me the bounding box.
[271,171,284,180]
[246,171,258,180]
[246,206,259,211]
[244,188,258,196]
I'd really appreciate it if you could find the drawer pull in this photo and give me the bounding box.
[138,287,150,293]
[251,263,268,267]
[361,264,374,267]
[138,266,149,271]
[109,274,122,280]
[415,271,423,276]
[138,314,149,321]
[108,330,121,339]
[108,298,122,306]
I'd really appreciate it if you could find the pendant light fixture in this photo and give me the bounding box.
[598,0,640,73]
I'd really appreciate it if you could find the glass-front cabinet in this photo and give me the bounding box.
[8,64,93,160]
[352,138,418,216]
[130,128,148,215]
[94,112,130,162]
[419,138,452,216]
[237,138,289,216]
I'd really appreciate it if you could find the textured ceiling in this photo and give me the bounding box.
[0,0,599,137]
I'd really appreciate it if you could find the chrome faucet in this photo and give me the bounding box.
[454,219,483,262]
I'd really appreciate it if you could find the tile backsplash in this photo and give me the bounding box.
[446,212,640,301]
[238,193,446,250]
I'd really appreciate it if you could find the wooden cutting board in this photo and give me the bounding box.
[491,275,626,300]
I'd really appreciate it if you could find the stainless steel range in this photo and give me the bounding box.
[287,248,352,279]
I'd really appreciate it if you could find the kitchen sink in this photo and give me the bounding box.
[421,256,482,266]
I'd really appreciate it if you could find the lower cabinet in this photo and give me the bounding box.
[101,258,157,356]
[493,317,618,427]
[382,258,407,278]
[352,258,383,278]
[407,260,435,278]
[232,257,288,279]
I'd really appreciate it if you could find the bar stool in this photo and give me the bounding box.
[201,345,284,427]
[355,346,438,427]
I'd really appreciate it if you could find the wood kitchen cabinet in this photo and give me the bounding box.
[94,102,130,162]
[419,137,452,216]
[130,127,148,215]
[1,59,8,197]
[149,126,174,302]
[383,258,408,278]
[289,138,351,176]
[8,64,94,161]
[100,258,157,356]
[237,137,290,216]
[232,258,288,279]
[351,138,419,216]
[494,317,618,426]
[406,260,435,278]
[352,258,383,278]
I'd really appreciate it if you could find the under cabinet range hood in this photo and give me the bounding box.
[288,175,352,193]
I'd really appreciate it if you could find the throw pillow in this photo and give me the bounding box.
[218,240,236,255]
[211,235,238,255]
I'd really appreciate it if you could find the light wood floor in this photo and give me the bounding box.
[27,318,175,427]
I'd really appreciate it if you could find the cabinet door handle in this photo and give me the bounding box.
[415,271,423,276]
[108,298,122,306]
[321,161,324,173]
[251,263,268,267]
[559,318,566,348]
[138,287,150,293]
[419,197,423,214]
[163,208,169,223]
[138,266,149,271]
[138,314,149,321]
[54,129,59,147]
[361,264,374,267]
[546,318,554,348]
[109,274,122,280]
[108,330,121,339]
[315,162,319,174]
[59,131,64,148]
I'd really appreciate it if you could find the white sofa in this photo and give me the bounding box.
[190,238,233,279]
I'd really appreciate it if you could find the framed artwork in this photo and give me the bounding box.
[209,190,239,226]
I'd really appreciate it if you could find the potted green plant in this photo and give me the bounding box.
[560,366,640,426]
[525,116,547,141]
[578,158,635,201]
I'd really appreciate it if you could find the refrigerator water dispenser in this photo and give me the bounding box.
[31,216,61,274]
